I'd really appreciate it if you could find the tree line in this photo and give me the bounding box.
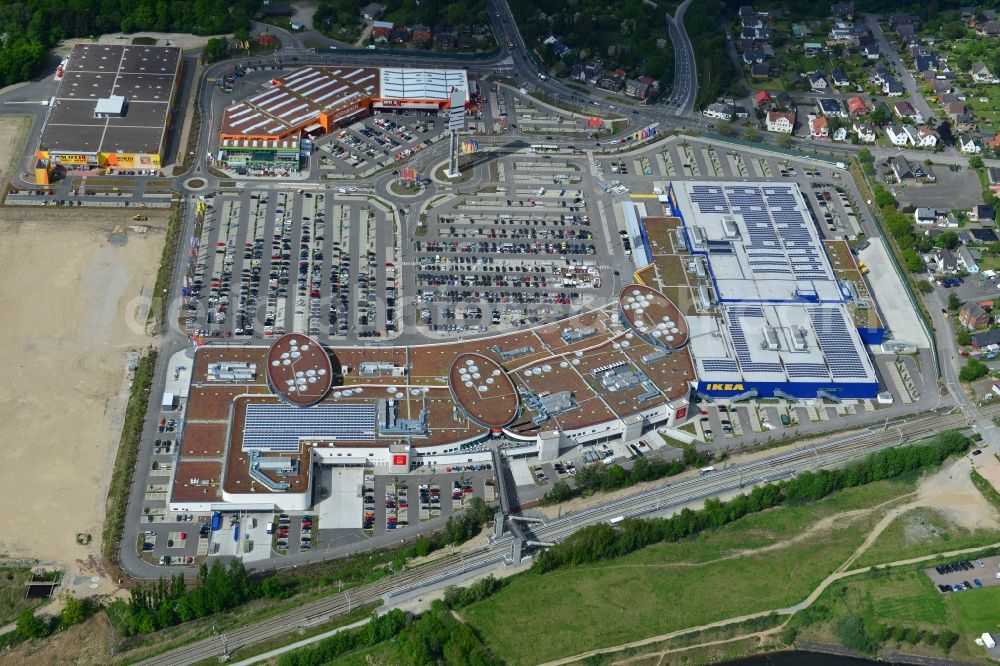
[687,0,743,109]
[0,0,258,86]
[277,602,499,666]
[533,431,969,572]
[542,443,710,505]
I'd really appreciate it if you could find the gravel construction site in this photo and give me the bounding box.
[0,201,166,593]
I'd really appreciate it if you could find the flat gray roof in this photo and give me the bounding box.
[39,43,180,156]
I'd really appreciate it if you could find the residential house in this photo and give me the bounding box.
[890,13,915,27]
[832,126,849,141]
[791,23,807,38]
[831,1,855,19]
[914,53,939,74]
[584,59,605,81]
[786,72,804,87]
[433,31,457,48]
[971,328,1000,349]
[818,98,845,117]
[914,207,938,225]
[892,156,935,181]
[372,20,394,42]
[766,111,795,133]
[954,113,977,132]
[944,100,966,118]
[775,91,796,110]
[988,133,1000,151]
[625,78,653,100]
[409,24,431,43]
[883,77,904,96]
[704,102,734,120]
[754,90,772,109]
[958,133,982,154]
[829,21,856,41]
[831,68,850,87]
[937,248,958,272]
[970,228,999,242]
[976,20,1000,36]
[988,167,1000,194]
[809,71,828,90]
[872,100,892,122]
[859,35,880,59]
[262,3,294,16]
[390,26,411,43]
[893,100,922,122]
[571,63,586,81]
[971,61,1000,83]
[809,115,830,138]
[743,49,766,64]
[847,95,869,116]
[885,123,913,146]
[896,23,917,43]
[751,63,770,78]
[597,73,625,92]
[853,120,877,142]
[971,204,996,222]
[543,35,571,57]
[804,42,824,55]
[932,80,953,97]
[959,300,989,328]
[915,125,939,147]
[871,63,891,84]
[360,2,386,20]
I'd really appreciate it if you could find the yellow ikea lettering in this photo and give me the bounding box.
[706,383,744,391]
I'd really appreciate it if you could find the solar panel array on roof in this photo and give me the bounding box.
[808,307,871,378]
[242,402,376,452]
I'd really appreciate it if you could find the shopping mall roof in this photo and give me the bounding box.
[669,181,841,303]
[221,66,378,139]
[266,334,333,405]
[220,66,470,140]
[39,43,180,155]
[379,67,469,103]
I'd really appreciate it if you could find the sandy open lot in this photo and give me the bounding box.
[0,207,165,592]
[0,116,31,181]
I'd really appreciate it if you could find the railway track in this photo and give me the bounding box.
[138,404,977,665]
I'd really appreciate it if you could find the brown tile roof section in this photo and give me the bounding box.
[448,352,519,428]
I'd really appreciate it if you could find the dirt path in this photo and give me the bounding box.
[539,458,1000,666]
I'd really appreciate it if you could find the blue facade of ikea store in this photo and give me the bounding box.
[698,379,879,400]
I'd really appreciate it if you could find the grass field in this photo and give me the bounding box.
[462,480,915,665]
[854,507,1000,569]
[0,568,39,626]
[965,85,1000,128]
[802,568,1000,663]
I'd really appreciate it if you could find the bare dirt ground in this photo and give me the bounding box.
[972,448,1000,495]
[0,116,32,182]
[55,31,226,53]
[0,206,166,598]
[920,454,999,530]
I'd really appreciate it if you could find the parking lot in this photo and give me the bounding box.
[315,113,445,176]
[925,554,1000,593]
[181,188,396,341]
[413,155,628,334]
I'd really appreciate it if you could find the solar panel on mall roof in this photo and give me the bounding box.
[242,403,376,452]
[808,308,870,379]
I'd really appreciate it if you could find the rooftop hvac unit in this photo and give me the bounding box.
[722,216,740,239]
[791,326,808,351]
[762,326,781,351]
